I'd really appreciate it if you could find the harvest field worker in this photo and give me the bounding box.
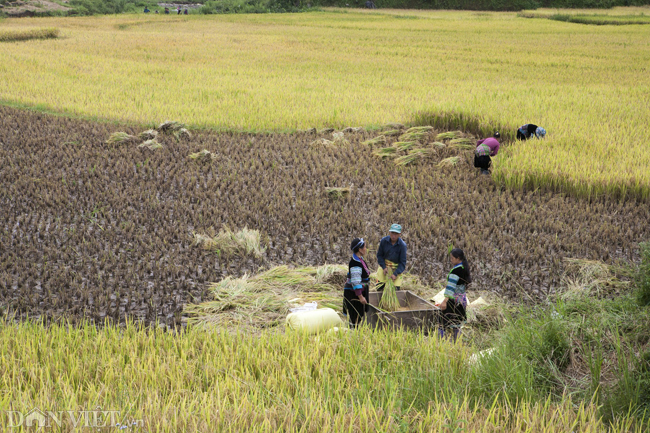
[143,6,150,13]
[376,224,407,292]
[474,132,500,175]
[438,248,472,342]
[516,124,546,141]
[343,238,370,327]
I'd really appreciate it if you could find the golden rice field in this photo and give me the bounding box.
[1,9,650,198]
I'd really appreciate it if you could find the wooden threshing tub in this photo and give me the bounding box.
[366,290,440,334]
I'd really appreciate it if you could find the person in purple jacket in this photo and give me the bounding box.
[474,132,500,175]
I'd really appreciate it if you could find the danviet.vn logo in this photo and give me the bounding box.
[4,407,144,429]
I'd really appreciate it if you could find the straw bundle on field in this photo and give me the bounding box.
[189,149,217,162]
[383,123,405,130]
[332,132,349,144]
[106,132,138,145]
[300,128,317,134]
[394,141,417,152]
[138,139,163,150]
[138,129,158,140]
[394,148,432,166]
[430,141,446,148]
[157,120,185,133]
[185,264,347,328]
[374,146,398,158]
[361,135,387,146]
[436,131,463,141]
[405,126,434,133]
[449,138,475,149]
[325,187,351,200]
[398,132,427,142]
[310,138,335,147]
[318,128,335,134]
[175,128,192,140]
[438,156,460,167]
[383,129,403,137]
[379,278,400,312]
[193,226,266,258]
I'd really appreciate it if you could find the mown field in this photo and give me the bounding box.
[1,9,650,198]
[2,8,650,432]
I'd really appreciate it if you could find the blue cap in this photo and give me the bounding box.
[535,127,546,138]
[389,224,402,234]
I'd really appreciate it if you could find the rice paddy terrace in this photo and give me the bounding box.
[1,106,648,326]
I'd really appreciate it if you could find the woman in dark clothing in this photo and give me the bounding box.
[516,124,546,140]
[438,248,471,342]
[343,238,370,328]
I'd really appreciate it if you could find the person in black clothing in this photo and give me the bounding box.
[438,248,471,342]
[516,124,546,140]
[343,238,370,328]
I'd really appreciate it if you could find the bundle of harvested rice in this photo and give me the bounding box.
[398,132,427,142]
[449,138,475,149]
[325,187,351,200]
[175,128,192,140]
[437,156,461,167]
[138,139,163,150]
[405,125,434,133]
[430,141,446,148]
[361,135,387,146]
[394,141,417,152]
[299,128,317,134]
[157,120,185,133]
[383,129,403,137]
[189,149,216,162]
[310,138,335,147]
[193,226,266,258]
[138,129,158,140]
[373,146,398,158]
[394,148,432,166]
[106,131,138,145]
[185,264,347,328]
[342,126,364,133]
[318,127,335,134]
[379,278,400,312]
[383,123,405,130]
[436,131,463,141]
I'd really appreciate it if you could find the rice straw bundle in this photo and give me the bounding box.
[106,131,138,145]
[383,129,403,137]
[379,278,400,312]
[373,146,398,158]
[437,156,461,167]
[138,139,163,150]
[138,129,158,140]
[435,131,463,141]
[394,141,417,152]
[405,126,434,133]
[157,120,185,133]
[449,138,475,149]
[325,187,351,200]
[189,149,217,162]
[398,132,427,142]
[394,148,432,166]
[361,135,387,146]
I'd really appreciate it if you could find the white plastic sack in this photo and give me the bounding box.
[285,308,343,335]
[289,301,318,313]
[431,289,471,306]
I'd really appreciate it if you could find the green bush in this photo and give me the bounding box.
[199,0,306,14]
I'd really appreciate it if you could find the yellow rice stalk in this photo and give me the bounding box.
[438,156,461,167]
[430,141,446,148]
[361,135,387,146]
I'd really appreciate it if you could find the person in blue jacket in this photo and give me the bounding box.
[376,223,407,292]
